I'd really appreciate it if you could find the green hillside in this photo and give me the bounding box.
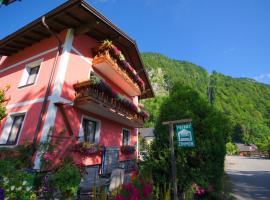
[141,53,270,151]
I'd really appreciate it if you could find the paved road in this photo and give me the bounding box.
[225,156,270,200]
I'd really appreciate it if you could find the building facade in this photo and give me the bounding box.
[0,0,153,172]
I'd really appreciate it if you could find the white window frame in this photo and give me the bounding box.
[18,58,43,88]
[78,115,101,144]
[122,128,131,146]
[0,110,27,147]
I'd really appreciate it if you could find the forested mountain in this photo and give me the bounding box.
[141,53,270,150]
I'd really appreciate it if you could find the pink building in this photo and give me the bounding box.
[0,0,153,173]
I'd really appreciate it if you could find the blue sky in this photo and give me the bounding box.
[1,0,270,84]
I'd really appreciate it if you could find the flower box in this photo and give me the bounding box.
[72,142,103,157]
[93,51,141,97]
[120,145,136,155]
[92,40,145,92]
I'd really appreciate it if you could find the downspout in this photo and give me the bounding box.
[32,16,63,153]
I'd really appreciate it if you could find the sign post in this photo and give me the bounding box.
[162,119,193,200]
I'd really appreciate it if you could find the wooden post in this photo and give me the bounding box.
[169,122,178,200]
[163,119,192,200]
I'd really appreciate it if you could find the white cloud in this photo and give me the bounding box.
[254,73,270,82]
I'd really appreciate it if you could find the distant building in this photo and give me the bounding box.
[236,143,258,156]
[139,128,155,145]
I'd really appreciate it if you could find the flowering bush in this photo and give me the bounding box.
[38,129,68,170]
[120,145,136,155]
[115,172,153,200]
[73,142,103,156]
[0,143,36,199]
[0,172,37,200]
[192,183,206,197]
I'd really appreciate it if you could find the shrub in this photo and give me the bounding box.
[226,142,237,155]
[143,84,231,198]
[0,171,37,200]
[115,172,153,200]
[0,144,36,199]
[49,160,81,200]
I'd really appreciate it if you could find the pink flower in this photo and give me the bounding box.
[130,195,139,200]
[112,45,121,56]
[116,194,125,200]
[43,152,55,162]
[43,152,50,162]
[143,184,152,197]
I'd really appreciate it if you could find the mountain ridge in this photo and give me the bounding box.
[142,52,269,87]
[141,52,270,151]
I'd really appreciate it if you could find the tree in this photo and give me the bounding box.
[226,142,237,155]
[142,52,270,155]
[143,83,231,198]
[0,85,9,121]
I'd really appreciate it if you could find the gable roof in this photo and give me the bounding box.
[0,0,154,98]
[236,143,257,152]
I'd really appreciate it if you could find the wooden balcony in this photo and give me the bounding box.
[73,79,146,128]
[92,51,141,97]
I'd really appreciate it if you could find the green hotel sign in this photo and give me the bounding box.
[176,123,195,147]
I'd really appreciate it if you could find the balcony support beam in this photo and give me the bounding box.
[55,102,74,136]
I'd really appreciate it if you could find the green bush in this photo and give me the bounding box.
[1,171,37,200]
[49,160,81,200]
[0,144,36,199]
[226,142,237,155]
[143,83,231,198]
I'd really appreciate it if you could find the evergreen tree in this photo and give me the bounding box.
[143,83,231,198]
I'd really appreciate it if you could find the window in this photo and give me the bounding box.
[122,129,131,146]
[78,116,101,144]
[26,65,40,85]
[0,113,25,145]
[6,115,25,145]
[82,118,97,143]
[19,59,42,88]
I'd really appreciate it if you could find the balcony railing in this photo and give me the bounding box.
[92,40,145,97]
[73,75,149,128]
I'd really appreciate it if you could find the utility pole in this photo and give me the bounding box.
[208,72,214,104]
